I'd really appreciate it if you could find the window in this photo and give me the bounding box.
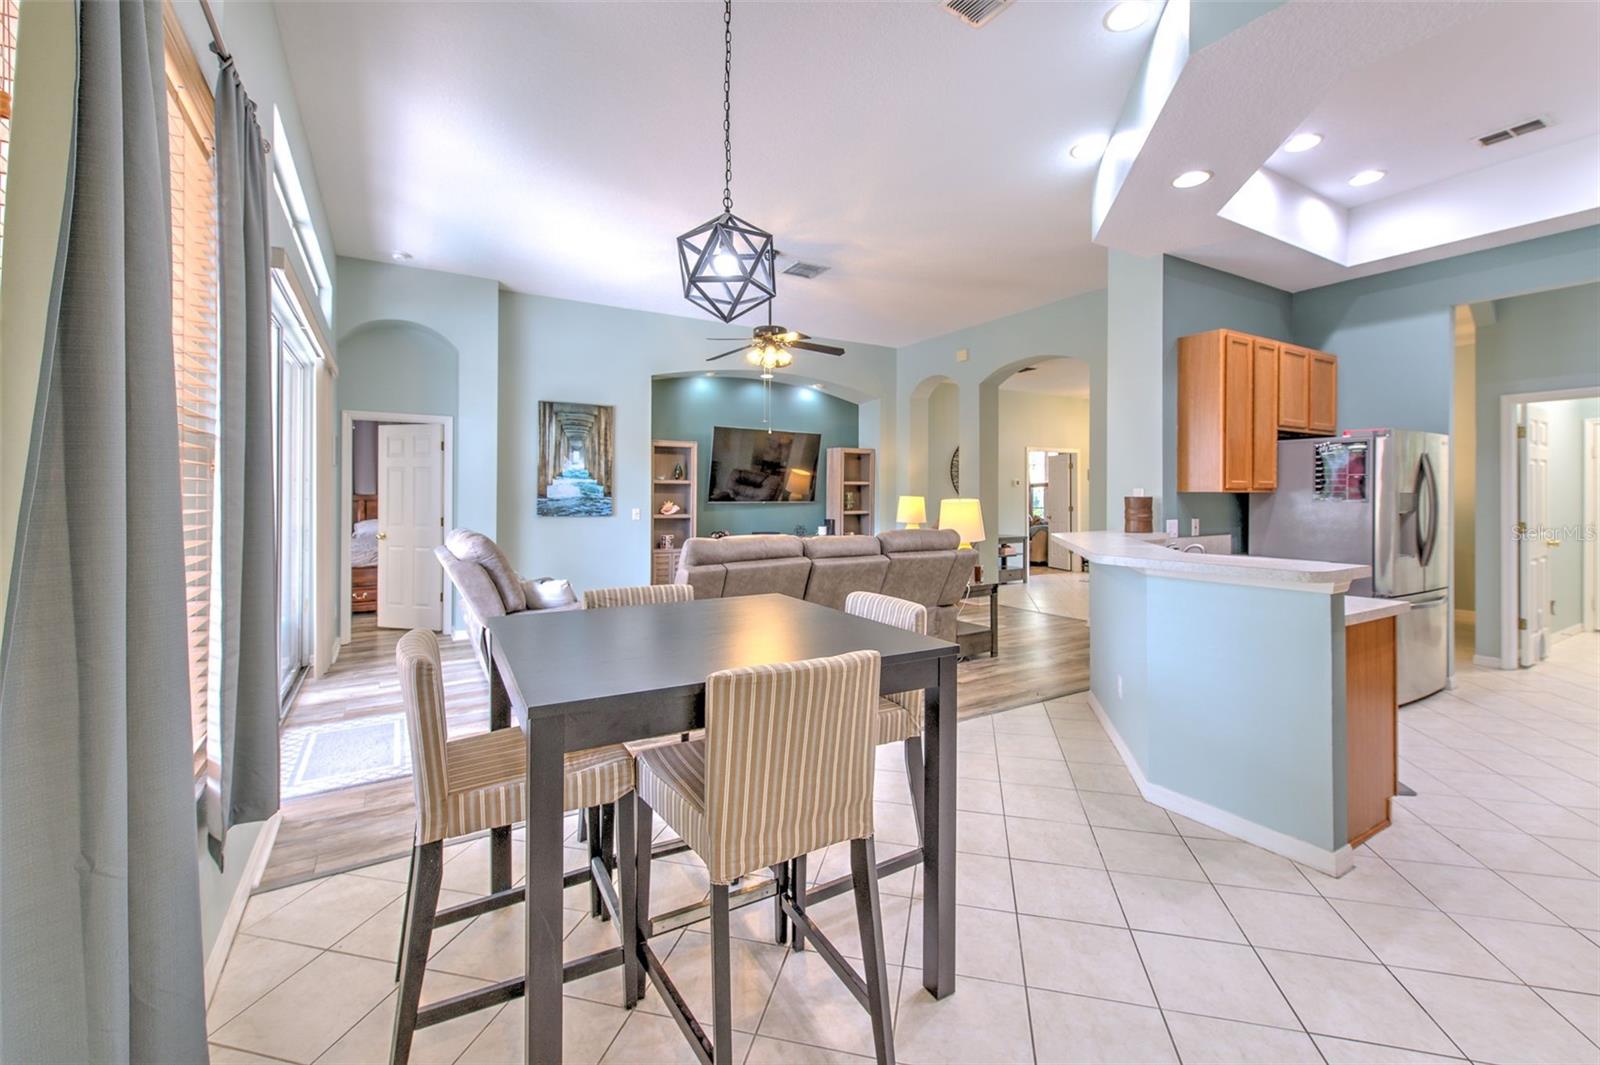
[271,109,331,321]
[165,18,219,779]
[1027,449,1050,523]
[273,285,317,702]
[0,0,20,277]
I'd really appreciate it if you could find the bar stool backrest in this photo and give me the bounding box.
[702,650,880,884]
[396,629,452,845]
[844,591,927,722]
[584,584,695,609]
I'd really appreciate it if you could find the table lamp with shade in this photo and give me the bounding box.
[939,497,987,581]
[896,495,926,529]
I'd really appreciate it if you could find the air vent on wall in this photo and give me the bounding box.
[944,0,1014,28]
[782,261,830,279]
[1478,117,1547,147]
[1014,366,1037,374]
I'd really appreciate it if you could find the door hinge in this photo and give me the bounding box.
[1518,617,1528,630]
[1515,521,1527,535]
[1517,425,1527,438]
[440,516,445,527]
[440,592,444,602]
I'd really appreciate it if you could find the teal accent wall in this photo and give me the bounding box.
[1107,252,1166,528]
[1293,231,1600,658]
[651,376,859,537]
[1163,256,1295,546]
[1090,565,1346,853]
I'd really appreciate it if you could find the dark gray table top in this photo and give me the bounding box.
[486,593,955,721]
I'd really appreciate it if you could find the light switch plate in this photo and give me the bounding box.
[631,508,640,520]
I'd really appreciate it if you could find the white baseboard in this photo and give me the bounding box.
[1551,624,1583,644]
[1086,693,1353,877]
[1472,653,1513,670]
[1453,609,1475,624]
[204,812,282,1002]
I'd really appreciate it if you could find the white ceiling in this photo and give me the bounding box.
[998,357,1090,397]
[1092,0,1600,290]
[272,1,1156,347]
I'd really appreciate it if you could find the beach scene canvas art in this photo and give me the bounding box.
[536,401,615,517]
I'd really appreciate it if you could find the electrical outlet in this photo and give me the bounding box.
[1117,674,1124,699]
[631,508,640,520]
[956,348,969,363]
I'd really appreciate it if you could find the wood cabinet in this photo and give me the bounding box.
[1179,329,1339,493]
[1309,351,1338,435]
[1278,346,1310,431]
[1346,616,1398,846]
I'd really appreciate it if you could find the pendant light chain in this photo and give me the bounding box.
[721,0,733,212]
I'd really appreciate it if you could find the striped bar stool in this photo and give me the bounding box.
[389,630,641,1065]
[582,582,698,909]
[846,591,929,837]
[631,651,897,1065]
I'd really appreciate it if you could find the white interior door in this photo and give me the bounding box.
[1585,418,1600,632]
[377,423,445,631]
[1044,453,1078,571]
[1519,406,1552,665]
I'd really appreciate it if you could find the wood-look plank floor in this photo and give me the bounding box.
[264,582,1089,888]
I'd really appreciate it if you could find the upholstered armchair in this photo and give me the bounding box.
[434,528,580,676]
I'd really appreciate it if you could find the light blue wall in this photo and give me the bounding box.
[1293,232,1600,658]
[897,289,1109,576]
[1106,252,1167,528]
[1163,256,1295,546]
[650,376,859,537]
[338,322,460,424]
[1531,396,1600,635]
[1090,565,1346,852]
[499,292,896,594]
[1477,285,1600,650]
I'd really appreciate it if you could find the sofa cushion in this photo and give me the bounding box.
[680,534,804,567]
[878,528,959,553]
[938,547,980,604]
[803,555,889,610]
[445,528,526,612]
[801,535,883,559]
[720,556,812,599]
[881,550,959,607]
[678,564,727,600]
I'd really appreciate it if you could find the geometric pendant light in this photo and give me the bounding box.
[676,0,776,323]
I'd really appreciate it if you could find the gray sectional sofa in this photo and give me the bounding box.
[675,530,977,641]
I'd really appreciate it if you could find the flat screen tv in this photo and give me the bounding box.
[707,426,822,503]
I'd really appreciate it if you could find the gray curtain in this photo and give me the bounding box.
[0,1,209,1061]
[207,58,279,865]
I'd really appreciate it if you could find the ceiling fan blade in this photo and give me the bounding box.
[706,337,751,341]
[705,346,751,361]
[790,341,845,356]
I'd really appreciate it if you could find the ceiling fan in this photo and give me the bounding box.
[704,306,845,372]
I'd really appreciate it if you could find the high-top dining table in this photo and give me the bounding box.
[484,593,960,1064]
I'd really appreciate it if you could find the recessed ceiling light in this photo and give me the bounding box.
[1171,169,1212,189]
[1282,132,1322,154]
[1103,1,1155,32]
[390,250,413,262]
[1068,134,1109,162]
[1348,169,1386,187]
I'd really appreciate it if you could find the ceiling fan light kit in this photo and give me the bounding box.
[676,0,776,324]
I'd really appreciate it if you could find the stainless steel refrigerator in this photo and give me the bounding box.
[1249,430,1449,704]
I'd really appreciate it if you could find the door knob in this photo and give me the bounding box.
[1545,538,1561,547]
[377,532,388,540]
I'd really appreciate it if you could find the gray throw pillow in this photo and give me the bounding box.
[523,577,578,611]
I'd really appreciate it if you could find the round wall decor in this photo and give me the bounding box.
[949,447,960,493]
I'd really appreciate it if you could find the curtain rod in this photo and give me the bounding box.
[198,0,231,62]
[196,0,271,155]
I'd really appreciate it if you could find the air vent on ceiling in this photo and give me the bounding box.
[943,0,1014,28]
[1478,117,1547,147]
[782,261,830,279]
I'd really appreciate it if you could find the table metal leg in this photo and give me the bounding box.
[488,656,514,892]
[921,653,957,998]
[525,714,566,1064]
[989,589,998,658]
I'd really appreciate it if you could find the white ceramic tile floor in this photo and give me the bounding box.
[208,635,1600,1063]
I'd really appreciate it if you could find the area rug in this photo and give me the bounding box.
[280,714,413,799]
